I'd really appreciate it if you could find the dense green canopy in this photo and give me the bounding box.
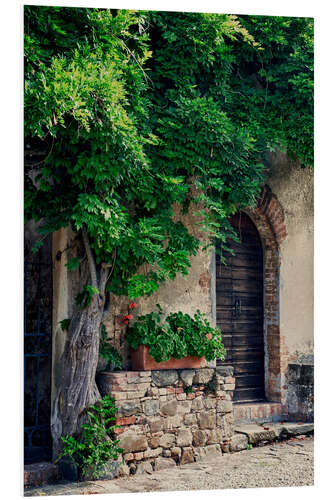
[24,7,313,298]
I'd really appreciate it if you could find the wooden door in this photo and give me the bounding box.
[216,212,265,402]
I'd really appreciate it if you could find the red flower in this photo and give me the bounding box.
[123,314,133,324]
[206,333,212,340]
[129,302,138,309]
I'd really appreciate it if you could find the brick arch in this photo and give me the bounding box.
[244,185,287,402]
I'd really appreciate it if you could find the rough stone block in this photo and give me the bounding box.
[194,444,222,462]
[144,399,160,416]
[180,369,195,387]
[191,396,204,411]
[176,428,193,447]
[216,366,234,377]
[144,447,163,459]
[119,431,148,454]
[116,463,130,477]
[148,436,160,449]
[147,417,165,433]
[152,370,179,387]
[165,415,183,429]
[180,447,195,465]
[229,434,248,452]
[176,393,186,401]
[193,368,215,385]
[135,461,153,475]
[176,401,192,414]
[171,447,181,459]
[217,412,234,439]
[160,433,176,448]
[198,410,216,429]
[192,429,207,447]
[154,457,176,471]
[184,413,197,426]
[117,400,142,416]
[206,428,223,445]
[204,398,216,409]
[223,383,236,391]
[217,400,233,414]
[160,399,177,416]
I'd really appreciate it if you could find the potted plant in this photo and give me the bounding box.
[126,305,226,370]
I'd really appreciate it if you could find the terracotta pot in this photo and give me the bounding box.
[130,344,205,370]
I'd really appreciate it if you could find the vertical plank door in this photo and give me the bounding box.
[216,212,265,402]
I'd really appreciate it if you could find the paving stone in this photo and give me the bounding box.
[234,424,279,444]
[154,457,176,471]
[281,422,314,437]
[152,370,179,387]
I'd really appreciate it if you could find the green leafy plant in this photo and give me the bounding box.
[59,395,123,480]
[126,305,226,363]
[99,325,122,370]
[203,379,217,395]
[184,386,194,394]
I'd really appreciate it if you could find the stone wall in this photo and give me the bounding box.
[97,367,236,475]
[286,361,314,422]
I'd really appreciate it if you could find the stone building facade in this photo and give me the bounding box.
[25,150,314,471]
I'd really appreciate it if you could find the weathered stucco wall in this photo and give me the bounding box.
[103,205,215,370]
[264,151,314,364]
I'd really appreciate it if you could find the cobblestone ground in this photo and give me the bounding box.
[25,436,314,496]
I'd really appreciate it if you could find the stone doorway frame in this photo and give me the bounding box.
[211,185,287,403]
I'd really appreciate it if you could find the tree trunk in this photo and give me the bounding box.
[52,292,105,457]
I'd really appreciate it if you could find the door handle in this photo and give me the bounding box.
[233,298,241,318]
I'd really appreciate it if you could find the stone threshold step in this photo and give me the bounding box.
[234,421,314,446]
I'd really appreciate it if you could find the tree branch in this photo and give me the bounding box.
[81,226,98,289]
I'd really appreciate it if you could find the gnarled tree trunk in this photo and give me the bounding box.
[51,228,113,458]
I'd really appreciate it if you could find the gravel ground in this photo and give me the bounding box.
[25,436,314,496]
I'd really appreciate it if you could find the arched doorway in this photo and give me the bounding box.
[216,212,265,402]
